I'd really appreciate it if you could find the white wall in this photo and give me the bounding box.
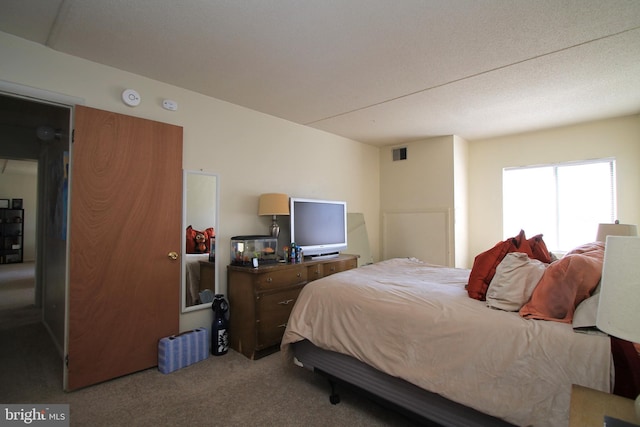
[0,32,381,331]
[380,136,457,266]
[467,114,640,267]
[453,135,469,268]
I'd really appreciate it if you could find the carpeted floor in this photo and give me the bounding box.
[0,263,422,426]
[0,321,421,426]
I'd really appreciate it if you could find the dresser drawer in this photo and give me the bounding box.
[306,264,323,281]
[255,287,303,349]
[254,267,307,291]
[322,258,358,277]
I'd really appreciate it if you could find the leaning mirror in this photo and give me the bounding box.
[182,170,219,313]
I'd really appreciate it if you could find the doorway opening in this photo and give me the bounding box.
[0,89,72,395]
[0,158,38,326]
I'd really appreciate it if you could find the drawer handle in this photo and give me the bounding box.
[296,273,301,277]
[330,267,336,272]
[277,323,287,329]
[266,277,273,283]
[278,299,294,305]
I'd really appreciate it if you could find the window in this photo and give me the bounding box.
[503,159,616,251]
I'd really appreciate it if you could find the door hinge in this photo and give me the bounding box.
[72,129,75,143]
[65,354,69,368]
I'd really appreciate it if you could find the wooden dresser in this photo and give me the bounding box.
[227,254,358,359]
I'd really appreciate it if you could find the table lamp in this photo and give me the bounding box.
[596,236,640,419]
[258,193,289,238]
[596,220,638,242]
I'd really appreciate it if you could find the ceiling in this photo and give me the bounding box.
[1,0,640,146]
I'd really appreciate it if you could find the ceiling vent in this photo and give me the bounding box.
[392,147,407,161]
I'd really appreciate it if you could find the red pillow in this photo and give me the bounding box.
[519,242,604,323]
[527,234,551,264]
[186,226,215,254]
[467,230,533,301]
[564,241,604,257]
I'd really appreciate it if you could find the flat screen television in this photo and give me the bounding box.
[289,197,347,260]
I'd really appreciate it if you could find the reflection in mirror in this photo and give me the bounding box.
[182,170,219,313]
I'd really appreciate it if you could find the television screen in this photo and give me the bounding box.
[290,198,347,259]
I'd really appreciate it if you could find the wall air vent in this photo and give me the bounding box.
[392,147,407,161]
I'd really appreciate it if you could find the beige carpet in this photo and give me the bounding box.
[0,263,422,427]
[0,321,421,426]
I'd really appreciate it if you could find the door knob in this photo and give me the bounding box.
[167,251,178,260]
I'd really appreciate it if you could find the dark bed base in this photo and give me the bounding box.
[292,340,515,427]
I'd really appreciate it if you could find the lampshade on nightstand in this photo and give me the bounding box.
[596,221,638,242]
[596,236,640,420]
[258,193,289,238]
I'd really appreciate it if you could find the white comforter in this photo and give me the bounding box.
[281,258,611,427]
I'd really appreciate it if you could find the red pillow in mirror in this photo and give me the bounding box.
[186,225,215,254]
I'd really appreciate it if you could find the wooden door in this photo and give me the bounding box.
[66,105,182,391]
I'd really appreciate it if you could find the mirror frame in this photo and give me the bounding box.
[181,169,220,313]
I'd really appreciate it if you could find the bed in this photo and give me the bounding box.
[281,256,613,427]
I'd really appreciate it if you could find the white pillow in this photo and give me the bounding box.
[572,283,606,335]
[486,252,547,311]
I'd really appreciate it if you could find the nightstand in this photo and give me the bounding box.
[569,384,639,427]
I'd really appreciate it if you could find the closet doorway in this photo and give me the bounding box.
[0,89,73,397]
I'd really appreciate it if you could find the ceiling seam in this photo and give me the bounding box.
[304,25,640,126]
[45,0,73,47]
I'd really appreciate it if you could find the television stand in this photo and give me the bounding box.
[306,252,340,261]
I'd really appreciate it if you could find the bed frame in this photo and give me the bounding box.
[292,339,515,427]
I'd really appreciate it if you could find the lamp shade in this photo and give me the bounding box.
[258,193,289,216]
[595,222,638,242]
[596,236,640,344]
